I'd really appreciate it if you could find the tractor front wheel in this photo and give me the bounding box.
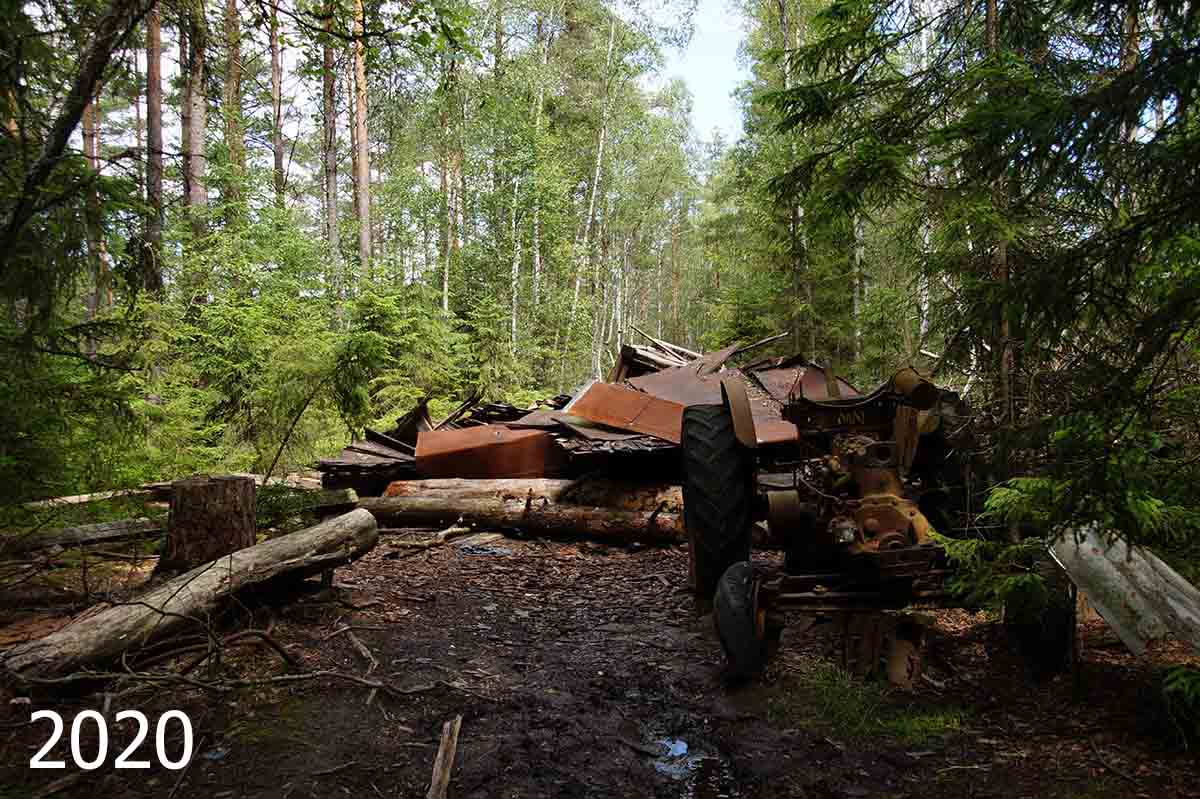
[714,561,768,679]
[682,403,754,599]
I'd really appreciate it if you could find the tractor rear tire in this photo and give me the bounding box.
[682,403,754,599]
[715,561,766,679]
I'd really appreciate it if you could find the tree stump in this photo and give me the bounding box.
[158,475,256,573]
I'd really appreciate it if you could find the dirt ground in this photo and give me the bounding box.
[2,534,1198,799]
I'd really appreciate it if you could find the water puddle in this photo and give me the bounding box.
[651,737,740,799]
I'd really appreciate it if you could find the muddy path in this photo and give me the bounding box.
[3,537,1197,798]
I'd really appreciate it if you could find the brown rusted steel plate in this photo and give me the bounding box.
[750,362,860,403]
[627,367,723,406]
[566,382,685,444]
[554,415,643,442]
[415,425,567,479]
[752,418,796,446]
[505,410,563,430]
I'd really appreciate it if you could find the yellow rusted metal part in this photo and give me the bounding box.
[766,489,807,541]
[891,367,939,410]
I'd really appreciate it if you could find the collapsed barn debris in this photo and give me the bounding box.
[311,332,868,546]
[320,332,845,496]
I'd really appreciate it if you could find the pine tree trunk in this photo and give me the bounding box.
[222,0,243,207]
[158,475,256,574]
[322,13,340,308]
[82,92,102,356]
[984,0,1010,426]
[853,212,864,359]
[347,56,360,289]
[352,0,371,277]
[510,176,521,354]
[271,2,284,208]
[144,7,163,292]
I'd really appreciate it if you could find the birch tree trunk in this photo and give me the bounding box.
[530,14,549,305]
[179,27,191,212]
[569,16,616,375]
[144,6,163,292]
[352,0,371,278]
[186,6,208,242]
[440,56,459,313]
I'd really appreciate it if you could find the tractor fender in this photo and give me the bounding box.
[720,376,758,449]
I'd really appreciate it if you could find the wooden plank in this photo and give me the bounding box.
[364,427,416,455]
[566,382,685,444]
[426,715,463,799]
[23,488,155,509]
[346,440,412,461]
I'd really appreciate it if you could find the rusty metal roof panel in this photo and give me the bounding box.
[1050,525,1200,656]
[565,382,685,444]
[415,425,568,479]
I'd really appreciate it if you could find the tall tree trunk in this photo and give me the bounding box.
[853,212,864,359]
[82,90,103,355]
[322,13,340,311]
[222,0,243,208]
[778,0,812,358]
[569,16,615,351]
[986,0,1012,426]
[1120,1,1140,143]
[144,7,163,293]
[271,1,284,208]
[179,27,191,209]
[439,55,458,313]
[352,0,371,278]
[670,203,680,338]
[530,14,549,306]
[510,176,521,354]
[347,55,359,288]
[186,5,208,243]
[133,47,143,197]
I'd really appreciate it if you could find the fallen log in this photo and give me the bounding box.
[382,478,683,514]
[1,518,164,555]
[2,509,378,680]
[360,495,777,548]
[360,495,687,545]
[384,478,574,501]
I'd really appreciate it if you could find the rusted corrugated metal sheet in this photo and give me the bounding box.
[565,382,686,444]
[415,425,568,479]
[1050,525,1200,656]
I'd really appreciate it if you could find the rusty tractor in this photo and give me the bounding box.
[681,366,959,680]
